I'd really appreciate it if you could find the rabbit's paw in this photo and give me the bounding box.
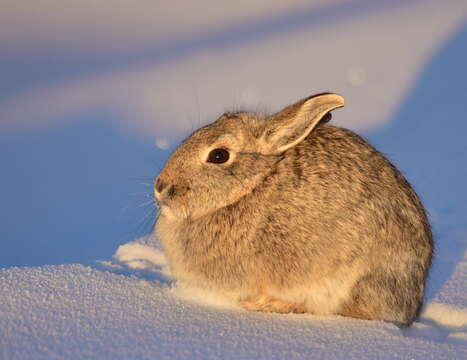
[240,294,306,314]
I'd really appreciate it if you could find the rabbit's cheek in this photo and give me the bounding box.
[161,200,191,220]
[158,205,179,220]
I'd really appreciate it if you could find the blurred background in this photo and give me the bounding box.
[1,1,466,299]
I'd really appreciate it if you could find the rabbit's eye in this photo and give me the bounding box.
[207,148,230,164]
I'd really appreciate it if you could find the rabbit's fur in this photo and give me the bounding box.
[155,93,433,325]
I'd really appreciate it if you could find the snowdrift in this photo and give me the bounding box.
[1,236,466,359]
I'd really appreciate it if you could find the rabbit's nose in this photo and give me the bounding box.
[155,178,167,193]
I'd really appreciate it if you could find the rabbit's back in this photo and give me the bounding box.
[260,124,433,323]
[277,124,432,261]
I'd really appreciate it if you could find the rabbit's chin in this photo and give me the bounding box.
[158,204,189,221]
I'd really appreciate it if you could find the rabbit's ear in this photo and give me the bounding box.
[260,93,344,154]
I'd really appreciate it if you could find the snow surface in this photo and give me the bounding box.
[1,235,466,359]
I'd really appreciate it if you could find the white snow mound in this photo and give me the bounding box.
[2,235,465,359]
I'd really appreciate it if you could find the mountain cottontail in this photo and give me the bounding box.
[154,93,433,325]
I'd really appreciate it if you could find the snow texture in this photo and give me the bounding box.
[1,235,466,359]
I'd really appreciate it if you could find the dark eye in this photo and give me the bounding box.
[207,148,230,164]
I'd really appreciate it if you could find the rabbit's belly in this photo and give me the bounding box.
[158,211,365,313]
[269,270,362,315]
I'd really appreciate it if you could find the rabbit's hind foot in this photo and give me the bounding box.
[239,294,306,314]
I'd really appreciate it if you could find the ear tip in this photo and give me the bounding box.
[327,93,345,107]
[309,92,345,107]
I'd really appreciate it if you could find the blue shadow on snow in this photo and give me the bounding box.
[368,19,467,300]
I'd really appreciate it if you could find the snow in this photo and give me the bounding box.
[1,236,466,359]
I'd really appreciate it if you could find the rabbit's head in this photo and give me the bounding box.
[154,93,344,220]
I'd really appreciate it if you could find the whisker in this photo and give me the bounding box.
[140,182,155,187]
[129,191,154,197]
[136,199,157,209]
[134,206,159,235]
[128,176,155,182]
[195,81,201,129]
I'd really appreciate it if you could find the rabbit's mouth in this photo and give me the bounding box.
[155,189,191,220]
[154,191,172,213]
[155,183,190,203]
[158,203,182,220]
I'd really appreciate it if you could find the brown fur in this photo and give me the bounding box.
[154,93,433,325]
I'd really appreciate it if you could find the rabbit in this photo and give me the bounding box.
[154,92,433,326]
